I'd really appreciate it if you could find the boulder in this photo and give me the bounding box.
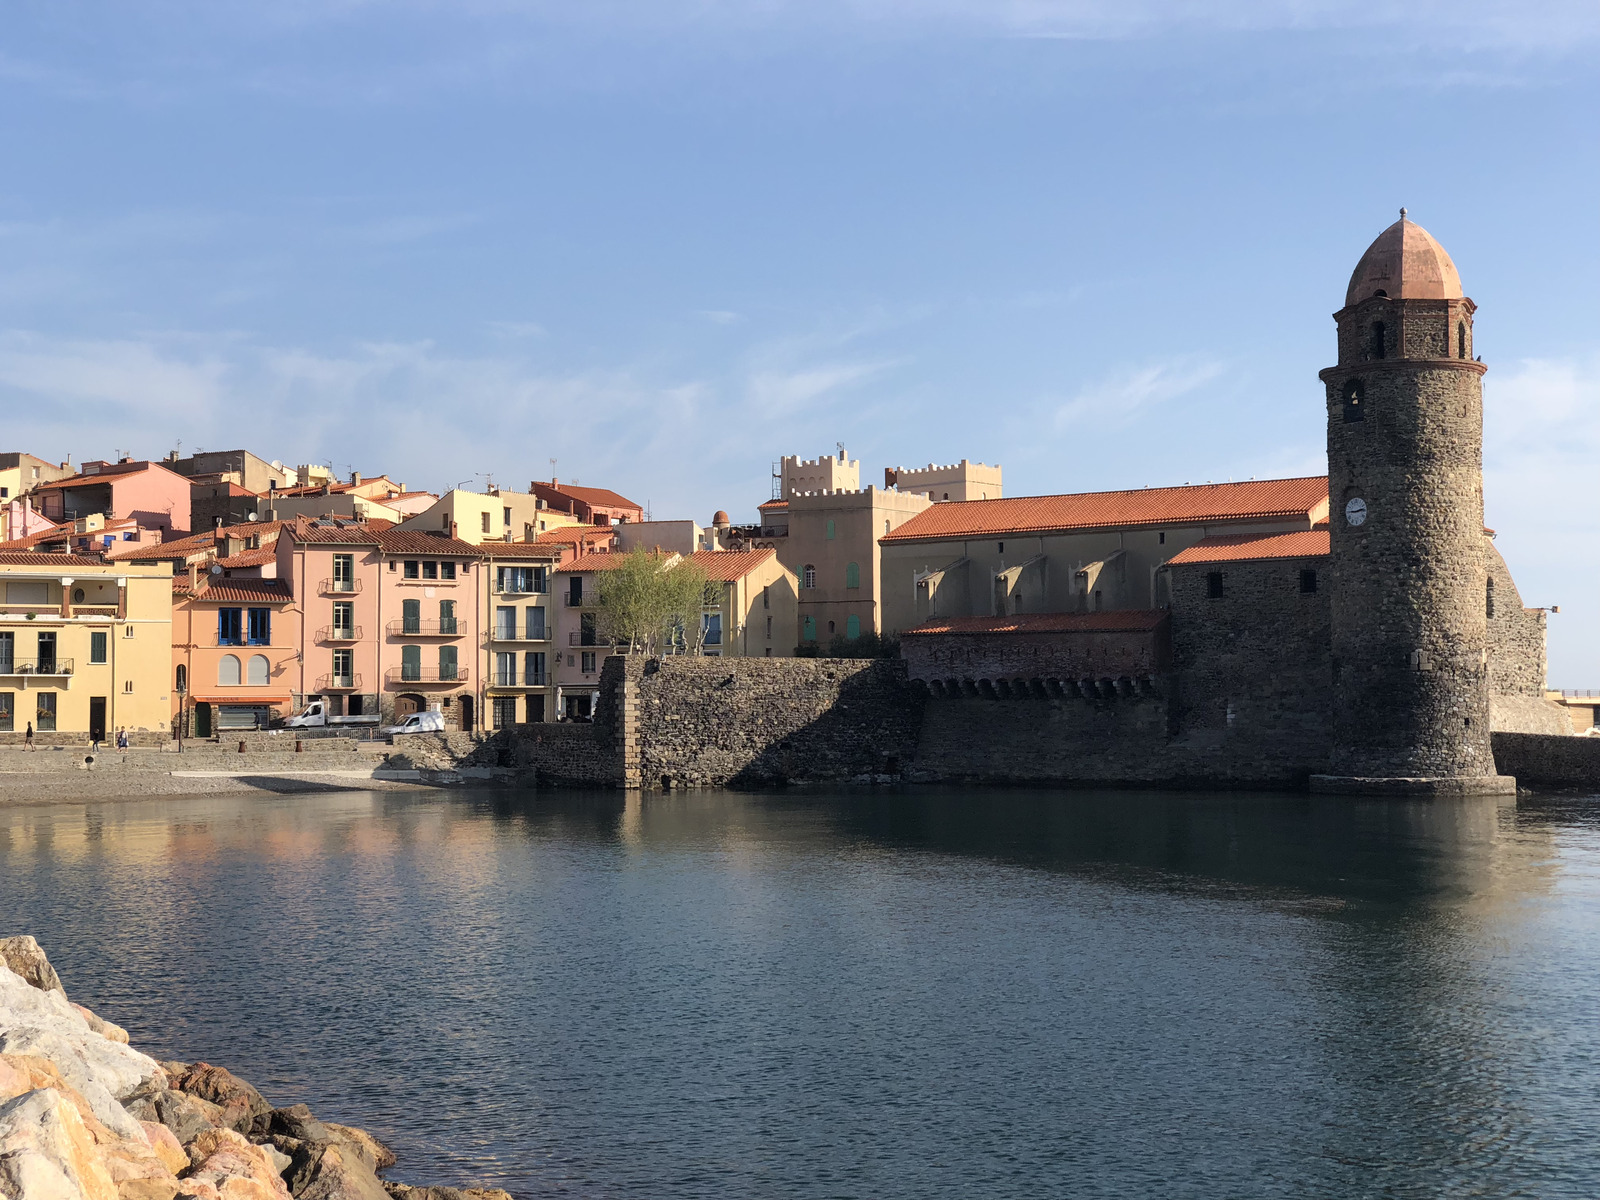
[121,1088,225,1146]
[0,936,67,998]
[283,1142,389,1200]
[137,1122,188,1176]
[323,1126,395,1173]
[382,1186,514,1200]
[266,1105,331,1146]
[182,1128,293,1200]
[0,1087,118,1200]
[71,1005,130,1046]
[168,1064,271,1138]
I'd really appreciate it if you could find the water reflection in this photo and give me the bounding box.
[0,787,1595,1199]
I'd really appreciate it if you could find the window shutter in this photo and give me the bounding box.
[439,645,457,679]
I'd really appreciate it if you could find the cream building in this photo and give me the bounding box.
[0,552,173,742]
[0,454,70,514]
[780,450,858,499]
[884,459,1002,502]
[401,487,588,545]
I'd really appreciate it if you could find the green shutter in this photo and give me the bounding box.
[846,615,861,640]
[845,562,859,589]
[439,644,457,680]
[402,598,420,633]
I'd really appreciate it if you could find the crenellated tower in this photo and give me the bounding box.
[1313,210,1514,795]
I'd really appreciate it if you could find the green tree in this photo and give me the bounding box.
[594,550,712,655]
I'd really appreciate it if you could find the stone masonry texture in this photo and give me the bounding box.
[1324,294,1497,779]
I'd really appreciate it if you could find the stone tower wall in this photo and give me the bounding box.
[1323,296,1496,779]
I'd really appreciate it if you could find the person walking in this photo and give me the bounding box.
[24,721,34,751]
[117,727,129,751]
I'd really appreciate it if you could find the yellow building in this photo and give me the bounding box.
[0,552,173,742]
[401,487,588,545]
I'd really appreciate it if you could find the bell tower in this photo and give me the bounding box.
[1313,210,1514,795]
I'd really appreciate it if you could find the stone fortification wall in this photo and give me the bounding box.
[901,616,1169,688]
[464,721,619,787]
[1491,732,1600,787]
[1484,543,1569,735]
[626,656,923,788]
[1166,554,1333,766]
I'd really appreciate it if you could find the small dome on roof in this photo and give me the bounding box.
[711,510,731,527]
[1346,210,1464,307]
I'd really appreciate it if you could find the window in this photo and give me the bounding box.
[89,632,107,665]
[35,692,55,732]
[703,613,722,646]
[481,512,491,534]
[1299,569,1318,594]
[498,567,535,594]
[439,599,457,634]
[802,615,817,643]
[438,645,457,681]
[0,633,9,675]
[1458,321,1468,360]
[525,694,545,723]
[218,608,243,646]
[389,561,397,572]
[33,632,54,674]
[441,513,451,530]
[827,620,835,634]
[496,606,516,639]
[803,564,816,589]
[504,507,512,527]
[762,585,770,610]
[764,648,771,657]
[441,561,456,580]
[1486,578,1496,618]
[1206,572,1225,599]
[422,561,438,580]
[1370,321,1386,360]
[826,519,835,540]
[333,554,354,589]
[1158,532,1166,545]
[331,649,354,684]
[846,614,860,639]
[1342,378,1364,423]
[0,488,6,499]
[524,652,546,686]
[532,566,548,592]
[525,606,545,640]
[124,679,134,693]
[496,652,516,686]
[581,651,597,673]
[404,561,419,579]
[401,645,421,681]
[247,655,269,686]
[124,625,134,638]
[332,602,354,636]
[998,542,1004,554]
[845,562,860,589]
[766,616,772,639]
[1093,590,1102,611]
[247,608,270,645]
[0,692,11,731]
[219,655,241,686]
[580,612,597,646]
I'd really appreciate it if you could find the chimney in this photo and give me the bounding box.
[450,520,458,539]
[165,450,179,463]
[188,562,199,593]
[350,471,361,486]
[213,516,223,531]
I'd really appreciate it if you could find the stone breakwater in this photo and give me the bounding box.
[0,936,510,1200]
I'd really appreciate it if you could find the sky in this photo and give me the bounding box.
[2,1,1597,682]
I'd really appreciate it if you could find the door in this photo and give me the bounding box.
[194,702,212,738]
[458,695,473,731]
[89,697,107,742]
[395,694,423,719]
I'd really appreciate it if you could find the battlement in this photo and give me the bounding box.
[885,458,1003,502]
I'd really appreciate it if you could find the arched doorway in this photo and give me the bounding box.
[395,694,425,720]
[458,695,474,732]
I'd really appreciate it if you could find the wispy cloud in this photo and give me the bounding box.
[1045,357,1224,432]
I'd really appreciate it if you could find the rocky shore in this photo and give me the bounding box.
[0,937,511,1200]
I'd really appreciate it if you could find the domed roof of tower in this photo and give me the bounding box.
[711,510,730,527]
[1345,210,1464,307]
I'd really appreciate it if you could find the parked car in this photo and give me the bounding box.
[382,711,446,736]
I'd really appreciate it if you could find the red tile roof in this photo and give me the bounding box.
[481,542,564,560]
[687,548,778,581]
[217,547,279,569]
[30,462,158,489]
[0,522,73,551]
[283,518,382,545]
[758,499,789,511]
[556,550,640,574]
[881,477,1330,543]
[534,526,617,546]
[1164,529,1331,566]
[0,551,110,567]
[904,611,1171,636]
[173,578,293,602]
[541,482,640,511]
[108,532,214,561]
[370,529,479,555]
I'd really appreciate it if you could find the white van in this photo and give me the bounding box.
[382,711,446,736]
[284,699,380,729]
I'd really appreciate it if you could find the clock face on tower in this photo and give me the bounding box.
[1345,497,1368,526]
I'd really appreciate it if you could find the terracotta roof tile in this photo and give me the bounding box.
[686,548,777,581]
[758,499,789,511]
[370,528,478,555]
[534,526,617,546]
[538,482,640,510]
[30,462,159,489]
[0,522,73,551]
[0,551,110,567]
[881,477,1330,543]
[556,551,641,574]
[217,547,279,568]
[481,542,564,559]
[283,518,382,545]
[173,578,293,602]
[904,611,1170,636]
[1164,529,1331,566]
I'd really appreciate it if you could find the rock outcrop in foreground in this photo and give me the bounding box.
[0,937,510,1200]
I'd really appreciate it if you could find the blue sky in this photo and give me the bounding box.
[3,1,1598,681]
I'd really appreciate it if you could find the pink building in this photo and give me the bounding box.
[32,460,193,536]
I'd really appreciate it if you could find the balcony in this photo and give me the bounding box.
[386,619,462,638]
[319,578,362,596]
[0,658,74,677]
[212,638,273,648]
[568,632,611,647]
[488,627,550,643]
[490,671,548,688]
[315,626,363,643]
[384,666,463,685]
[314,673,362,691]
[562,594,592,607]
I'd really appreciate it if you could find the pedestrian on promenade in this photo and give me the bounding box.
[24,722,34,751]
[117,727,129,750]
